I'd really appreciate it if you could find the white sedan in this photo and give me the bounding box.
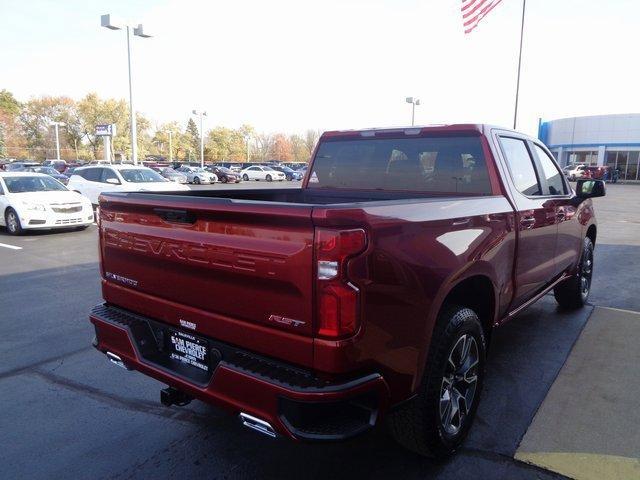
[175,166,218,185]
[0,172,94,235]
[67,165,190,205]
[240,166,286,182]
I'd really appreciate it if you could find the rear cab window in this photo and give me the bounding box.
[308,135,492,194]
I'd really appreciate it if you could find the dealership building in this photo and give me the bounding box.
[538,113,640,181]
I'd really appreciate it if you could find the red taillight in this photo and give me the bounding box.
[315,228,367,338]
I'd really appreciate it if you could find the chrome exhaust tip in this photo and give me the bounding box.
[239,412,276,438]
[106,351,130,370]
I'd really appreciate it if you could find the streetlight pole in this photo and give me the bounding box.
[167,130,173,163]
[405,97,421,126]
[101,15,152,165]
[192,110,207,168]
[50,121,65,161]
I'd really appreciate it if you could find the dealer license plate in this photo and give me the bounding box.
[168,330,209,372]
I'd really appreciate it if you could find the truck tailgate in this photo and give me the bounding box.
[98,193,315,365]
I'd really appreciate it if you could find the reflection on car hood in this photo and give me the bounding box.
[10,190,86,204]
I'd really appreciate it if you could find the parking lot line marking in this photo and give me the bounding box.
[0,242,22,250]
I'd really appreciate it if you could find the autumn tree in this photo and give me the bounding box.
[76,93,129,159]
[270,133,293,161]
[0,90,22,158]
[289,134,309,162]
[18,95,77,160]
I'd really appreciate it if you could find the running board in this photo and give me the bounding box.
[505,274,570,321]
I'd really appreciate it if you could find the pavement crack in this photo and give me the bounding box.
[0,346,94,380]
[28,368,219,426]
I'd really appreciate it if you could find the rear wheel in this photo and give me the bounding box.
[194,176,201,185]
[266,174,272,182]
[387,305,486,458]
[554,237,594,309]
[5,208,23,235]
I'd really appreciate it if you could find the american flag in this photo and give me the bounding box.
[461,0,504,34]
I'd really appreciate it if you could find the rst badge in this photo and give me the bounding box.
[268,314,305,328]
[105,271,138,287]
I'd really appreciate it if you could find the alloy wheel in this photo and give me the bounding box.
[439,334,479,436]
[7,211,18,233]
[581,247,593,297]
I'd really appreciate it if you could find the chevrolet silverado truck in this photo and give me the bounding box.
[90,125,604,457]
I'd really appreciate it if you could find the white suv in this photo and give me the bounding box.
[67,165,189,205]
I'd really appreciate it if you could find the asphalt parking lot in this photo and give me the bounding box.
[1,182,638,480]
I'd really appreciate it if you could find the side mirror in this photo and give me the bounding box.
[576,179,605,198]
[106,178,120,185]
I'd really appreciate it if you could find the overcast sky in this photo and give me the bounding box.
[1,0,636,136]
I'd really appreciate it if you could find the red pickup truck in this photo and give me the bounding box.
[90,125,604,457]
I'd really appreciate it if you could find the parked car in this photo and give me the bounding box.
[582,166,609,180]
[240,165,286,181]
[271,166,303,181]
[0,172,93,234]
[158,167,188,184]
[42,159,68,173]
[176,166,218,184]
[208,166,241,183]
[89,124,604,458]
[562,164,586,181]
[26,166,70,185]
[67,165,189,205]
[5,162,40,172]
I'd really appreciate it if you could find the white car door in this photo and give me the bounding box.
[70,168,101,204]
[0,179,9,226]
[253,167,263,180]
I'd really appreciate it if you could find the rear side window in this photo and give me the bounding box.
[533,144,567,195]
[499,137,541,196]
[308,136,492,194]
[81,168,102,182]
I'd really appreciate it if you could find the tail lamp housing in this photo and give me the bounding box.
[315,228,367,338]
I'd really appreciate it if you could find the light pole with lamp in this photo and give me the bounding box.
[101,14,152,165]
[192,110,207,168]
[405,97,421,126]
[50,121,65,161]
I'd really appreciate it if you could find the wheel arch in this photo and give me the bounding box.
[439,274,496,341]
[413,270,498,392]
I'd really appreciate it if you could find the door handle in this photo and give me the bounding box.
[520,216,535,229]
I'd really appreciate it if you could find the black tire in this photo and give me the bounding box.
[554,237,594,309]
[387,305,486,458]
[243,174,249,181]
[5,208,24,235]
[194,176,201,185]
[266,174,272,182]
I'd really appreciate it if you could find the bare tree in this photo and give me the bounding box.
[254,133,274,161]
[303,129,321,157]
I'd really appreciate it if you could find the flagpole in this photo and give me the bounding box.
[513,0,526,130]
